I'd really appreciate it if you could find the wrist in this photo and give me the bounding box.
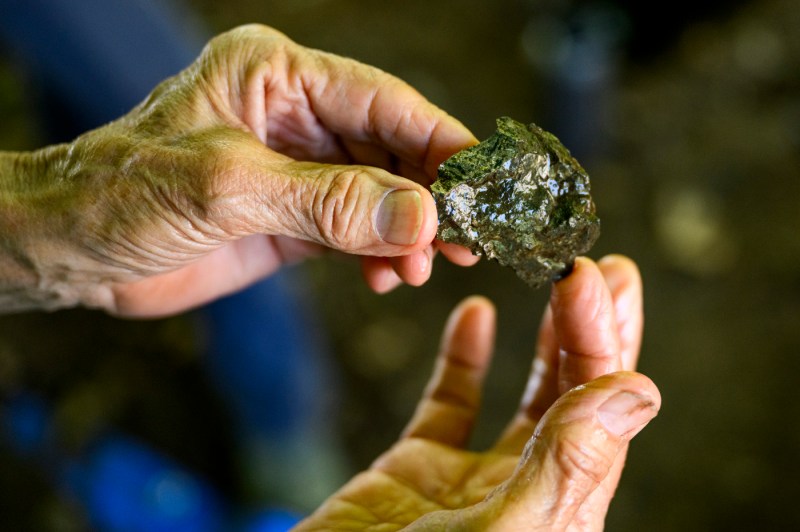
[0,145,84,312]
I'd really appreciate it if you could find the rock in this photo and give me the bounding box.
[432,117,600,287]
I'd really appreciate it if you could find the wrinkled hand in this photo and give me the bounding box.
[296,255,660,531]
[13,24,477,316]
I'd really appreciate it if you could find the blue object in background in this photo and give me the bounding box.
[1,394,304,531]
[0,0,205,131]
[64,435,226,532]
[200,272,335,439]
[199,269,345,512]
[1,392,51,457]
[2,393,227,532]
[240,508,304,532]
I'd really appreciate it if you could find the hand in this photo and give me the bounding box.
[4,24,477,316]
[295,255,660,531]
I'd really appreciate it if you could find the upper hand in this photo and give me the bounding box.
[295,255,660,531]
[18,25,477,316]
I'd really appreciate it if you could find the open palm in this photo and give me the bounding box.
[296,256,660,531]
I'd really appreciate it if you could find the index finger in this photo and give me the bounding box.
[301,49,478,180]
[401,296,496,447]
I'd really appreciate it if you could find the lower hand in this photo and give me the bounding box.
[296,255,660,531]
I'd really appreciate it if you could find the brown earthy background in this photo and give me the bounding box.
[1,0,798,530]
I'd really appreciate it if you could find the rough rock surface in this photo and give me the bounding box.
[432,117,600,287]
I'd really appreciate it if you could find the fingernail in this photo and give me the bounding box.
[597,391,657,437]
[598,257,627,294]
[551,260,575,283]
[377,190,423,246]
[416,248,431,276]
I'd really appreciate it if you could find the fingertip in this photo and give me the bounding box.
[443,295,493,334]
[550,256,608,321]
[444,295,496,336]
[416,187,440,247]
[441,295,497,367]
[597,254,641,296]
[594,372,661,438]
[597,253,638,269]
[377,185,438,250]
[422,114,479,178]
[611,371,662,412]
[550,260,575,282]
[376,188,424,246]
[361,256,404,293]
[436,241,480,266]
[455,295,496,322]
[552,256,596,286]
[390,247,433,287]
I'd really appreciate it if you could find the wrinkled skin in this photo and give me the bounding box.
[296,255,660,531]
[1,24,478,316]
[0,24,662,531]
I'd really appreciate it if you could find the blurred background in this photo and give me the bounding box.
[1,0,799,530]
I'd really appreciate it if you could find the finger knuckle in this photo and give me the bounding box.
[554,434,612,485]
[312,169,372,248]
[208,24,288,51]
[197,25,292,88]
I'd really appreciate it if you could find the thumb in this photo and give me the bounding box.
[256,160,439,256]
[489,372,660,531]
